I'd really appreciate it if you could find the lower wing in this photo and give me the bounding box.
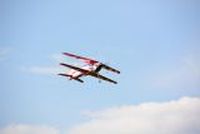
[102,64,120,74]
[60,63,89,73]
[89,72,117,84]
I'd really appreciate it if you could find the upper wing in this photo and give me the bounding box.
[102,64,120,74]
[60,63,89,73]
[63,52,98,65]
[90,72,117,84]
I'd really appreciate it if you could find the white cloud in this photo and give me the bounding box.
[68,97,200,134]
[0,97,199,134]
[0,124,60,134]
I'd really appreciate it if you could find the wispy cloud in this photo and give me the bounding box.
[151,54,200,89]
[0,47,11,61]
[21,66,65,75]
[20,53,68,75]
[51,53,66,63]
[21,53,82,75]
[0,124,60,134]
[68,97,200,134]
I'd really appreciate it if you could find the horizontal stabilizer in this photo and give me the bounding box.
[58,73,72,77]
[58,73,84,83]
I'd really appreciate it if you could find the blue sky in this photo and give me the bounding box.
[0,0,200,133]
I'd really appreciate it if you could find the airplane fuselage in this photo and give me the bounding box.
[67,63,101,79]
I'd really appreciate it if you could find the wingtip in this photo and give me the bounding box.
[63,52,73,56]
[57,73,65,76]
[62,52,70,56]
[62,52,67,56]
[58,73,65,76]
[59,63,65,66]
[116,71,120,74]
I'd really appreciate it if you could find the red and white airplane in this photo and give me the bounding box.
[58,52,120,84]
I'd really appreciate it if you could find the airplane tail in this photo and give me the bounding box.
[58,73,84,83]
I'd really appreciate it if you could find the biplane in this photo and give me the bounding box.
[58,52,120,84]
